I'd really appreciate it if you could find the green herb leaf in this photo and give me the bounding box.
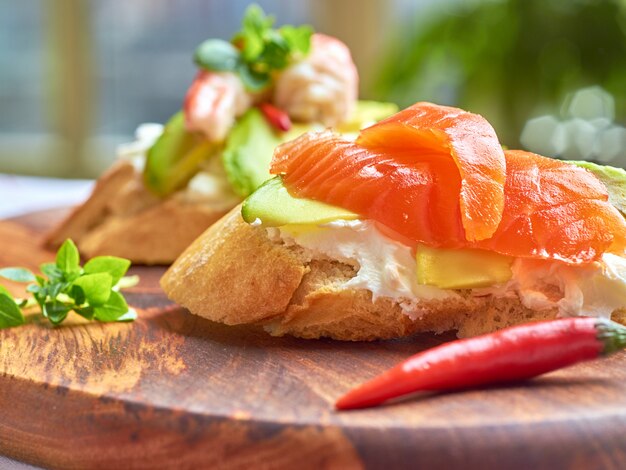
[257,32,291,69]
[74,306,95,321]
[46,282,65,300]
[236,62,271,91]
[43,301,70,325]
[194,39,241,72]
[279,25,313,56]
[84,256,131,286]
[56,239,80,275]
[94,291,134,322]
[71,273,112,306]
[40,263,63,282]
[236,4,275,61]
[0,293,24,329]
[0,267,36,283]
[0,238,136,329]
[68,284,86,305]
[189,5,313,92]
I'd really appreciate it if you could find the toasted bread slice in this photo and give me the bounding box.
[44,161,139,248]
[44,160,233,265]
[161,206,620,341]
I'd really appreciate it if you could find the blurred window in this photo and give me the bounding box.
[0,0,311,178]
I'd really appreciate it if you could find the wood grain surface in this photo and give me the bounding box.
[1,210,626,470]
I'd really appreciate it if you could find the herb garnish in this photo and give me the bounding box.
[193,4,313,91]
[0,239,138,329]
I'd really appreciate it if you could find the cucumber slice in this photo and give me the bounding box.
[242,176,358,226]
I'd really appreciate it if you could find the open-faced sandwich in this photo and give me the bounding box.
[161,100,626,341]
[44,5,396,264]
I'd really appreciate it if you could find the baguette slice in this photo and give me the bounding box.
[44,160,232,265]
[162,206,626,341]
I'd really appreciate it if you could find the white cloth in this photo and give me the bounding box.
[0,455,41,469]
[0,174,93,218]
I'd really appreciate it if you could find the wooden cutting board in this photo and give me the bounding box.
[1,210,626,470]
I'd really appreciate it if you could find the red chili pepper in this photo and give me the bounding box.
[335,317,626,410]
[259,103,292,132]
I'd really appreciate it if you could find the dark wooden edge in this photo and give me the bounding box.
[2,373,625,470]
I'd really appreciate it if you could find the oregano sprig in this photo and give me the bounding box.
[193,4,313,91]
[0,239,138,329]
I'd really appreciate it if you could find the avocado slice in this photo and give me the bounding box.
[144,112,220,197]
[567,160,626,217]
[223,108,286,197]
[144,101,399,198]
[242,176,358,226]
[416,244,513,289]
[224,101,399,198]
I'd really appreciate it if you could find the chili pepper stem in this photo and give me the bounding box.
[596,318,626,355]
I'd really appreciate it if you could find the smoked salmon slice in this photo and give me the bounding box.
[476,150,626,263]
[357,102,506,242]
[271,136,626,264]
[272,130,467,248]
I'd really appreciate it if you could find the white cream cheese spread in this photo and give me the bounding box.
[184,171,240,209]
[510,254,626,318]
[272,220,458,315]
[271,219,626,319]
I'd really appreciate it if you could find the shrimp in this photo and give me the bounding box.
[183,71,252,142]
[273,33,359,127]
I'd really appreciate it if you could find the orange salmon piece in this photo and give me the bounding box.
[475,150,626,263]
[271,130,466,247]
[357,102,506,242]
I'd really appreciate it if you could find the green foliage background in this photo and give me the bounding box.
[374,0,626,147]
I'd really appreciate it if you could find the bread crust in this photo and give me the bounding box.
[161,206,308,323]
[44,161,234,265]
[161,205,600,341]
[44,161,137,249]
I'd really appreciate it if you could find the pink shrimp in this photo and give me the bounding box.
[273,33,359,126]
[183,71,251,141]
